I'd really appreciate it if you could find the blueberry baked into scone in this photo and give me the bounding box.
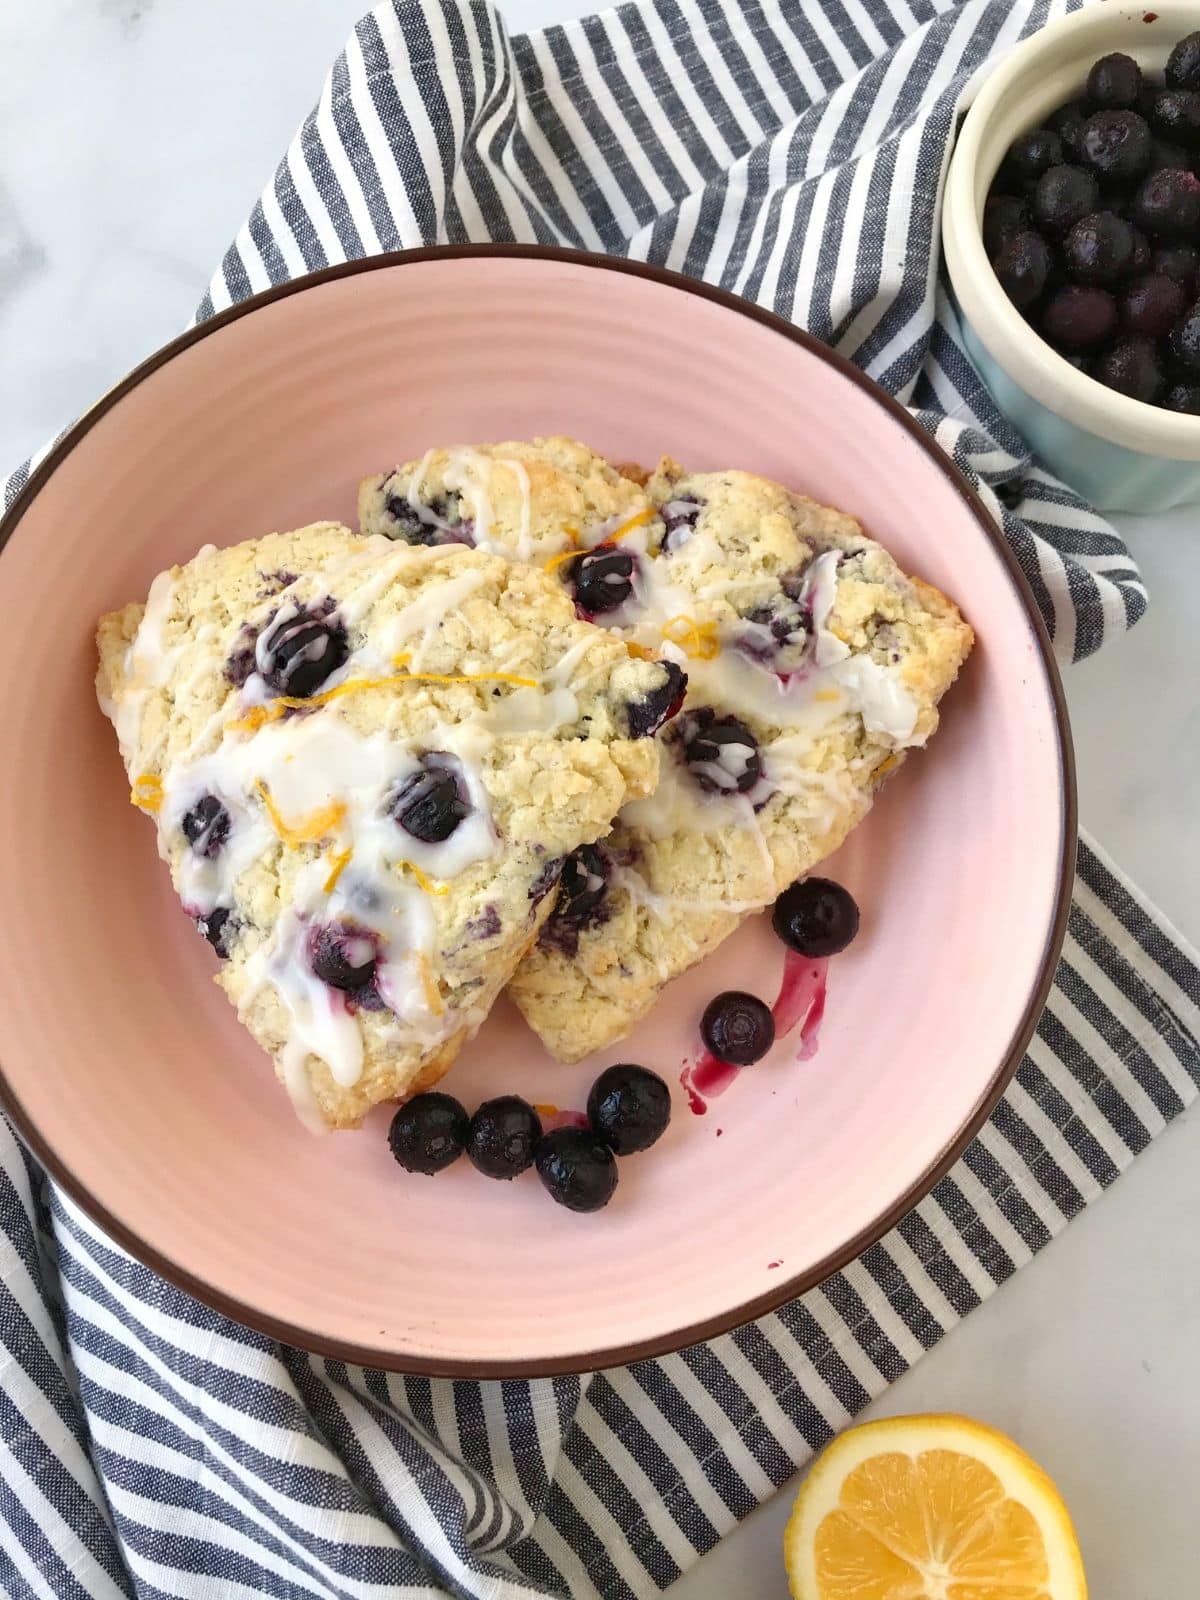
[361,440,974,1062]
[95,522,679,1126]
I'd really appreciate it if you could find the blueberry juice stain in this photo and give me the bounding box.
[679,950,830,1115]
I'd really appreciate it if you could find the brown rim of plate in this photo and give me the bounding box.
[0,244,1078,1379]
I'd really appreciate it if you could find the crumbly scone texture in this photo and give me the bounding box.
[500,456,975,1062]
[96,523,668,1124]
[359,436,650,564]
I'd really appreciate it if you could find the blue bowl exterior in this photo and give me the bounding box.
[959,318,1200,513]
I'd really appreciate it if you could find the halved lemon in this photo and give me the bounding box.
[784,1414,1087,1599]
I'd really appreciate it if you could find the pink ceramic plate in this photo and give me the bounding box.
[0,249,1073,1375]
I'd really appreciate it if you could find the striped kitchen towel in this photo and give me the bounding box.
[1,1,1196,1598]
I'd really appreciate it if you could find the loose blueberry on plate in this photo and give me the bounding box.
[1090,336,1163,403]
[1086,52,1142,112]
[626,660,688,739]
[993,231,1051,308]
[260,605,349,698]
[571,545,636,615]
[700,991,775,1066]
[681,709,762,794]
[1167,30,1200,93]
[389,1092,470,1175]
[1033,165,1099,235]
[1061,211,1133,285]
[983,194,1031,259]
[535,1127,619,1212]
[308,922,377,991]
[1132,167,1200,236]
[181,794,230,858]
[194,906,233,957]
[587,1064,672,1155]
[1041,284,1117,349]
[1080,111,1151,183]
[772,876,860,957]
[1120,274,1186,338]
[466,1096,543,1179]
[389,758,469,842]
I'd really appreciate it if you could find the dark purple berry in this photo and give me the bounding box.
[1091,337,1163,403]
[528,856,564,905]
[983,194,1031,259]
[388,1093,469,1175]
[1167,31,1200,93]
[1152,242,1200,293]
[383,489,472,547]
[1041,284,1118,348]
[571,545,635,615]
[194,907,233,958]
[1133,166,1200,235]
[181,794,230,858]
[1033,165,1100,234]
[1170,301,1200,370]
[993,230,1052,307]
[1162,381,1200,412]
[772,877,860,958]
[1086,52,1143,111]
[1147,137,1190,172]
[625,660,687,739]
[1048,101,1088,163]
[259,606,348,698]
[1081,111,1152,182]
[660,494,704,552]
[554,844,608,924]
[388,758,469,842]
[681,709,761,794]
[1149,88,1200,146]
[1001,128,1063,186]
[587,1064,671,1155]
[701,991,775,1066]
[535,1127,618,1212]
[308,922,377,992]
[1062,211,1134,285]
[1120,273,1186,336]
[466,1096,543,1179]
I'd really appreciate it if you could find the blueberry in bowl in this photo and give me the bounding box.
[389,1093,470,1175]
[700,991,775,1066]
[466,1096,543,1179]
[535,1127,619,1212]
[944,11,1200,510]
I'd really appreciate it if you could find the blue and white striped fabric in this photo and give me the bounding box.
[2,1,1196,1596]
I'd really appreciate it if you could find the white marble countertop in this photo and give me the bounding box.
[2,2,1196,1595]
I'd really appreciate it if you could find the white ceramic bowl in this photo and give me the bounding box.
[944,0,1200,512]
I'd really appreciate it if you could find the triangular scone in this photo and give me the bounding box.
[361,447,974,1063]
[96,524,678,1126]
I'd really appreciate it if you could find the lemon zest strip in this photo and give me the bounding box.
[396,859,450,896]
[661,614,721,661]
[228,664,539,733]
[322,847,353,894]
[255,780,346,846]
[415,953,445,1017]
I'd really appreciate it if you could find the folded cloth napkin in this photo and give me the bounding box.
[2,1,1197,1597]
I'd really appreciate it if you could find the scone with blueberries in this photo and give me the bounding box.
[362,442,973,1063]
[96,523,679,1126]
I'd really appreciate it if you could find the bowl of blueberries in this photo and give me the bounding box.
[943,0,1200,510]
